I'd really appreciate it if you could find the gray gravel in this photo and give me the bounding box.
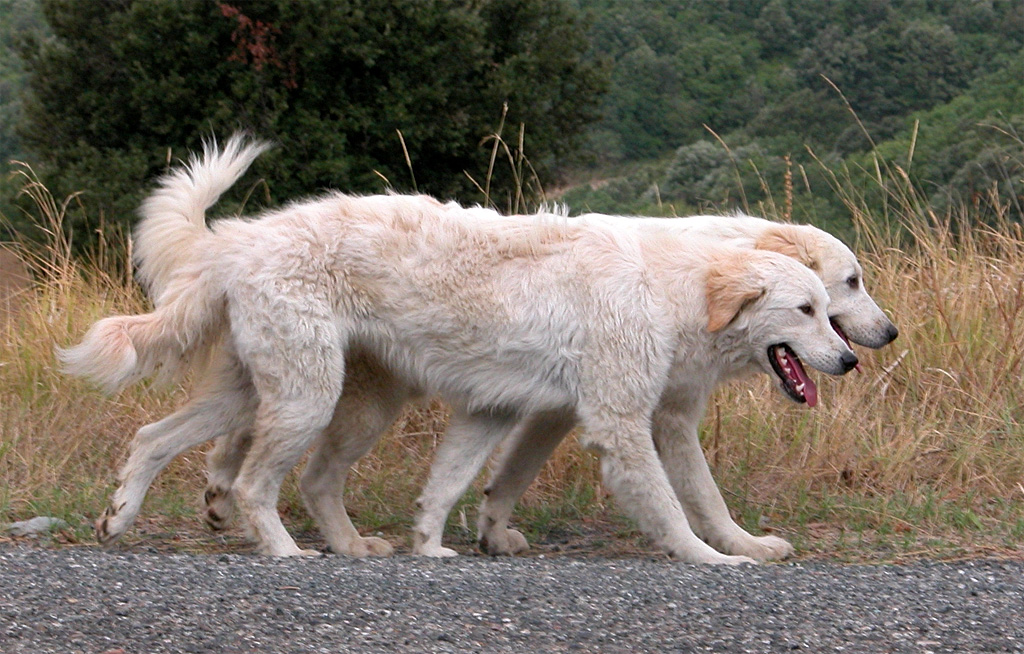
[1,545,1021,653]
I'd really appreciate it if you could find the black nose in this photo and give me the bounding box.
[841,351,859,373]
[885,323,899,344]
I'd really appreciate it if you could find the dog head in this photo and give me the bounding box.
[706,250,859,406]
[755,224,898,352]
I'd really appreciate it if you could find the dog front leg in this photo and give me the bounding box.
[652,403,794,561]
[579,418,756,565]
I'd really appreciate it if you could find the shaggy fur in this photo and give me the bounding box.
[205,216,896,561]
[464,214,897,560]
[62,136,866,563]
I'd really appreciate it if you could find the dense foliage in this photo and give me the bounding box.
[5,0,605,238]
[566,0,1023,233]
[0,0,43,165]
[1,0,1021,241]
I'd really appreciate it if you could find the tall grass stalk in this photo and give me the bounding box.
[2,151,1022,559]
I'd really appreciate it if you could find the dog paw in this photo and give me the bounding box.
[202,486,234,531]
[413,543,459,558]
[357,536,394,557]
[713,554,758,566]
[723,534,794,562]
[671,549,758,565]
[479,527,530,556]
[259,543,323,557]
[94,501,129,546]
[331,536,394,558]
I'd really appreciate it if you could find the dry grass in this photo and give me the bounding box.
[2,157,1023,562]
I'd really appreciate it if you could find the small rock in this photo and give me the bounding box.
[6,517,70,537]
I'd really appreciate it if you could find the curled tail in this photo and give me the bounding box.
[61,135,268,393]
[133,134,271,301]
[59,268,226,394]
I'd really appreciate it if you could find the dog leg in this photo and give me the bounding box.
[412,409,518,557]
[231,321,345,556]
[96,352,255,546]
[202,428,253,531]
[652,403,794,561]
[476,408,575,556]
[233,391,341,557]
[299,352,407,557]
[578,414,756,565]
[203,353,257,531]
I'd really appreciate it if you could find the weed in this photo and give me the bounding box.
[2,138,1023,561]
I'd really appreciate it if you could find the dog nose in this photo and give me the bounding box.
[884,323,899,344]
[841,351,859,373]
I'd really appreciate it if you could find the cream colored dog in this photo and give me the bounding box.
[449,213,898,561]
[206,215,896,562]
[63,136,862,564]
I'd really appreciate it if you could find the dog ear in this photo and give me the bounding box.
[705,255,766,332]
[755,225,820,272]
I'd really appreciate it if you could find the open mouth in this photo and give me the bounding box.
[768,344,818,407]
[829,319,863,372]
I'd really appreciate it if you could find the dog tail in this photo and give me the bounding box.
[59,136,265,393]
[59,270,226,394]
[133,134,271,300]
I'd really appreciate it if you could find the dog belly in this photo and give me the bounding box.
[354,327,579,416]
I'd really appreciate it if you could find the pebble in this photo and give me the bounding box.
[0,546,1021,653]
[5,517,69,537]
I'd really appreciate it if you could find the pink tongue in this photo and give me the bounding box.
[787,352,818,407]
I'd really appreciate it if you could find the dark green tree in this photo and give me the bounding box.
[580,1,760,162]
[795,18,969,130]
[16,0,607,239]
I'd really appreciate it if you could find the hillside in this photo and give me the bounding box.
[0,0,1021,239]
[561,0,1023,233]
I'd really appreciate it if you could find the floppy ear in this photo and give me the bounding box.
[705,255,765,332]
[755,224,820,272]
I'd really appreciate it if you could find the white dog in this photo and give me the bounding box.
[206,214,897,561]
[61,136,861,564]
[461,212,899,560]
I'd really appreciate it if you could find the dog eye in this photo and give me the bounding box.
[799,304,814,316]
[847,275,859,289]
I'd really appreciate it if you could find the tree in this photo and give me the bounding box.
[580,1,760,162]
[755,0,798,57]
[795,18,969,128]
[0,0,46,165]
[15,0,607,239]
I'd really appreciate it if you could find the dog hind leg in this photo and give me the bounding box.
[232,390,341,557]
[412,409,519,557]
[299,351,408,557]
[200,351,258,531]
[231,317,345,556]
[202,428,253,532]
[96,351,256,546]
[476,408,576,556]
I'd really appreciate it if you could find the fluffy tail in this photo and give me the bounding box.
[133,133,271,301]
[58,272,226,394]
[61,135,269,393]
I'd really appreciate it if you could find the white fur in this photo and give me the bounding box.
[65,138,865,563]
[470,213,898,561]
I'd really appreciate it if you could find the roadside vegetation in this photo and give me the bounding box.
[1,0,1022,561]
[2,139,1022,562]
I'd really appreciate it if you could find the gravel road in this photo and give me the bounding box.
[1,545,1021,653]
